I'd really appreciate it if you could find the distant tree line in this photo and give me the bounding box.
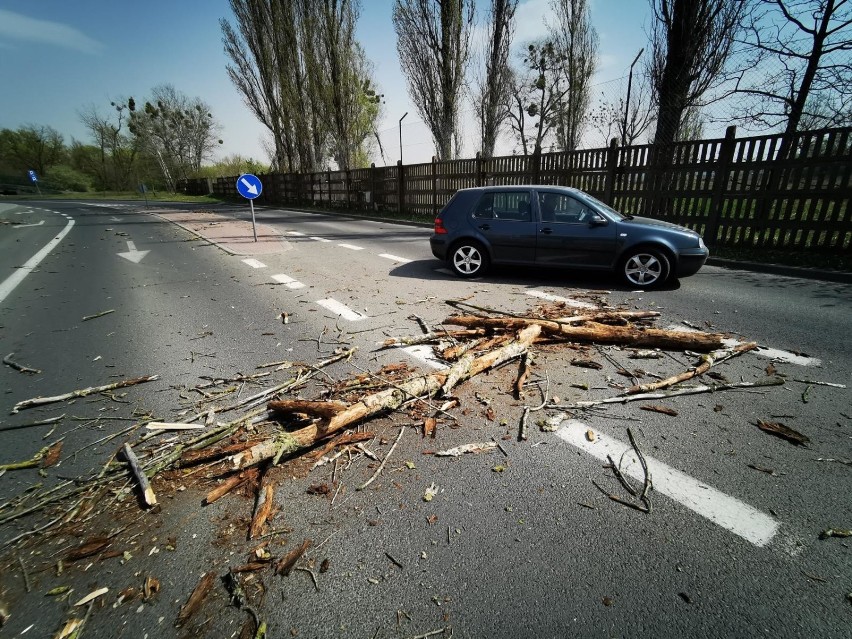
[0,84,252,193]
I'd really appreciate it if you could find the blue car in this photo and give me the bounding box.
[430,185,709,287]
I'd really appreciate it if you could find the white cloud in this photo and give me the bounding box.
[513,0,554,49]
[0,9,103,54]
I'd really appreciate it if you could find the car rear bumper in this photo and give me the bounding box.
[676,248,709,277]
[430,236,448,260]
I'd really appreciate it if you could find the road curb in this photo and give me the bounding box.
[706,257,852,284]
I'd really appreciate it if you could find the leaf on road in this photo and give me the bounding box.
[423,483,438,501]
[756,419,810,446]
[819,528,852,540]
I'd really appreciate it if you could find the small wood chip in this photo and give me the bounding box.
[756,419,810,446]
[640,404,679,417]
[74,587,108,607]
[175,572,217,627]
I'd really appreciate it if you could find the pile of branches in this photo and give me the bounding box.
[0,298,774,634]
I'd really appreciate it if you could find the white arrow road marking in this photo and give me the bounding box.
[117,240,149,264]
[556,422,780,547]
[12,220,45,228]
[316,298,367,321]
[240,177,258,195]
[338,243,364,251]
[379,253,412,263]
[110,216,121,222]
[242,258,267,269]
[0,213,74,305]
[271,274,306,289]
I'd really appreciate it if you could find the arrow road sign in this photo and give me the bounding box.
[236,174,262,199]
[117,240,149,264]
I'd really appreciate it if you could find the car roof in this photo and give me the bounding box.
[457,185,583,194]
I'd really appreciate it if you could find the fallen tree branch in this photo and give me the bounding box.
[550,377,785,410]
[3,353,41,375]
[249,471,276,539]
[205,468,260,504]
[224,325,541,471]
[123,444,157,507]
[11,375,159,413]
[445,316,725,352]
[358,426,405,491]
[623,342,758,395]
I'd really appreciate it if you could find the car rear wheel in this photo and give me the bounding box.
[621,248,670,288]
[450,241,489,277]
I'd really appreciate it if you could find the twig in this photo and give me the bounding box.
[17,554,31,592]
[12,375,159,413]
[791,379,846,388]
[409,629,448,639]
[3,353,41,374]
[295,566,320,591]
[81,309,115,322]
[358,426,405,491]
[0,414,64,432]
[123,443,157,507]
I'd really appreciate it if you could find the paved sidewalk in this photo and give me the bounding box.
[151,208,291,256]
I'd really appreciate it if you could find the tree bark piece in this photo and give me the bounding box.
[445,316,724,352]
[205,468,260,504]
[123,444,157,507]
[11,375,159,413]
[624,342,757,395]
[249,472,276,540]
[276,539,312,576]
[175,571,217,628]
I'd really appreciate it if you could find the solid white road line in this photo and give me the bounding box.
[526,289,597,308]
[242,258,267,269]
[379,253,412,264]
[316,298,367,321]
[0,212,75,305]
[271,274,306,290]
[556,421,780,547]
[338,243,364,251]
[310,236,332,242]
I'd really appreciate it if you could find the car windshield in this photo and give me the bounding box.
[576,192,631,220]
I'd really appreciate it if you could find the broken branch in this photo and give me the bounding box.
[11,375,159,413]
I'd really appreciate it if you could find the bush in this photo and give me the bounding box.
[43,165,91,192]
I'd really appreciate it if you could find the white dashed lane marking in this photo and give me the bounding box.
[338,243,364,251]
[310,237,332,242]
[316,298,367,321]
[526,289,597,309]
[379,253,412,264]
[285,231,305,237]
[669,325,821,367]
[556,422,779,547]
[271,274,306,290]
[242,258,267,269]
[401,345,445,369]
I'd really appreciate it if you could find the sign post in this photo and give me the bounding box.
[236,174,263,241]
[139,183,149,208]
[28,170,41,196]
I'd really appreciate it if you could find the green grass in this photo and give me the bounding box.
[4,191,225,204]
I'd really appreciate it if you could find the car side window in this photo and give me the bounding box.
[538,193,592,224]
[489,192,531,222]
[473,194,494,219]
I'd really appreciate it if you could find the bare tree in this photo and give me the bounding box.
[473,0,518,158]
[78,102,139,190]
[590,76,655,146]
[393,0,475,160]
[732,0,852,150]
[549,0,598,151]
[505,40,570,155]
[648,0,746,147]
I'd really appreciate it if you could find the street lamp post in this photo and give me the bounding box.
[399,112,408,164]
[623,48,644,146]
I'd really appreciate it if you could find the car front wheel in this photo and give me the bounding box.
[621,248,670,288]
[450,241,489,277]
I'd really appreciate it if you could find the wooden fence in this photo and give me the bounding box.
[179,125,851,253]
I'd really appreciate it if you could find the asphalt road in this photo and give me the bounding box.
[0,199,849,638]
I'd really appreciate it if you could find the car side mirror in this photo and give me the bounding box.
[588,214,607,226]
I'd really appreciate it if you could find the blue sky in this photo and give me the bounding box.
[0,0,650,167]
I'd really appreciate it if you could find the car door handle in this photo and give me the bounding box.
[478,224,490,231]
[540,227,553,234]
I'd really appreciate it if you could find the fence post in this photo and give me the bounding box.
[432,156,438,215]
[397,160,406,216]
[705,125,737,248]
[475,151,483,187]
[531,144,542,183]
[370,163,376,211]
[603,138,619,206]
[327,169,332,208]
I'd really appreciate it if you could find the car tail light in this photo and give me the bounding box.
[434,217,447,234]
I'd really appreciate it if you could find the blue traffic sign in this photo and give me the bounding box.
[236,174,262,199]
[28,170,38,183]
